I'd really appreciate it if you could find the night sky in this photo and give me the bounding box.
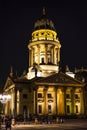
[0,0,87,86]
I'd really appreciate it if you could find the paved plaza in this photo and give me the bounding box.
[1,119,87,130]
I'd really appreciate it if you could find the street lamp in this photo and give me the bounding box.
[0,94,11,103]
[0,94,11,114]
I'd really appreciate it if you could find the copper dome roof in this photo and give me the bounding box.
[33,8,56,31]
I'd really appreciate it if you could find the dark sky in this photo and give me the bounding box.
[0,0,87,86]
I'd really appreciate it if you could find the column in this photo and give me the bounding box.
[33,48,35,64]
[56,48,58,64]
[62,88,66,115]
[61,88,66,115]
[18,89,22,114]
[58,48,60,62]
[45,44,48,64]
[14,88,17,117]
[50,47,53,63]
[55,48,58,65]
[80,88,84,114]
[37,45,40,64]
[29,48,31,67]
[52,45,55,64]
[71,88,75,114]
[11,89,14,116]
[34,89,37,115]
[53,46,56,64]
[57,88,65,115]
[54,87,58,115]
[12,88,17,117]
[31,48,33,66]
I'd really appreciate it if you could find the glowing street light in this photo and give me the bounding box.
[0,94,11,104]
[0,94,11,114]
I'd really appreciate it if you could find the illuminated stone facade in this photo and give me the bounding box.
[27,9,61,79]
[3,9,87,118]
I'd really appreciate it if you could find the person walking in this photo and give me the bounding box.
[5,118,11,130]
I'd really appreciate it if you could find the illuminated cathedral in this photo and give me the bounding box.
[3,8,87,118]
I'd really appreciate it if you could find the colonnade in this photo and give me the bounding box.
[29,44,60,67]
[5,86,84,116]
[34,86,84,115]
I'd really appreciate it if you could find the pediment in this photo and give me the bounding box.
[36,72,84,86]
[4,76,14,90]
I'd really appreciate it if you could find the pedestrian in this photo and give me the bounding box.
[56,117,60,123]
[0,122,1,130]
[1,117,4,124]
[60,118,64,123]
[5,119,11,130]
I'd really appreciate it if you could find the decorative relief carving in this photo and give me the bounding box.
[34,19,55,29]
[55,76,69,83]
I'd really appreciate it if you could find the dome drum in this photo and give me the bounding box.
[28,40,61,49]
[32,29,58,42]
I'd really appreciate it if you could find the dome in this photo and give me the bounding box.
[33,8,56,31]
[75,69,87,83]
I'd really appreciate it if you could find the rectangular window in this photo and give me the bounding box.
[41,58,44,64]
[38,105,42,114]
[75,94,79,99]
[66,105,70,113]
[48,58,51,63]
[47,94,52,98]
[75,105,78,113]
[66,94,70,99]
[38,93,42,98]
[23,105,27,117]
[48,105,52,113]
[23,94,27,99]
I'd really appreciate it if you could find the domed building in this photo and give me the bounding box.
[27,8,61,79]
[3,9,87,119]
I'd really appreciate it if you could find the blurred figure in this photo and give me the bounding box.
[60,118,64,123]
[0,122,1,130]
[5,118,11,130]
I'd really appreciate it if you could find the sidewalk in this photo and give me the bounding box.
[1,119,87,129]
